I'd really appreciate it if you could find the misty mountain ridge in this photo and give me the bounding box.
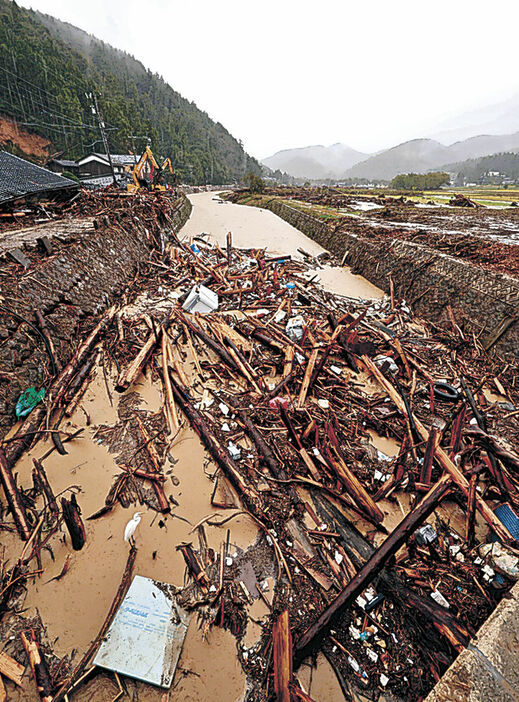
[263,131,519,181]
[262,143,368,179]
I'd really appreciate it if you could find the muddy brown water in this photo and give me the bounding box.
[182,192,384,300]
[1,192,387,701]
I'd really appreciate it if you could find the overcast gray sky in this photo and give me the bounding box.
[17,0,519,158]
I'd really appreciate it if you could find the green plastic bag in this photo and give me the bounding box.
[15,387,45,419]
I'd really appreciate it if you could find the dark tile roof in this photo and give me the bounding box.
[93,153,137,166]
[0,151,78,206]
[51,159,77,168]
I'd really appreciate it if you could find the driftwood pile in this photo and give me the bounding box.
[1,210,519,701]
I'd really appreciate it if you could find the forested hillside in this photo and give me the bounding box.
[443,152,519,185]
[0,0,260,183]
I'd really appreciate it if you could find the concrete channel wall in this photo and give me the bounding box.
[262,198,519,361]
[0,194,192,438]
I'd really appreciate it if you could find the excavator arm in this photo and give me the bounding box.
[130,146,159,190]
[127,147,174,192]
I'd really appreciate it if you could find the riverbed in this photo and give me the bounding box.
[181,192,384,300]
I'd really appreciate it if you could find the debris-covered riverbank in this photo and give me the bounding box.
[227,187,519,275]
[1,190,519,701]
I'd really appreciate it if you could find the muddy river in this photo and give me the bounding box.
[2,192,385,701]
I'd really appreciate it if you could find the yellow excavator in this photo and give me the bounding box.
[127,146,176,192]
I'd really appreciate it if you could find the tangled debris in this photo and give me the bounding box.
[1,198,519,702]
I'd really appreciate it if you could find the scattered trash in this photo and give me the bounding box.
[2,187,519,702]
[492,503,519,541]
[433,382,459,403]
[94,575,190,687]
[15,386,45,418]
[227,442,241,460]
[479,543,519,580]
[430,590,450,608]
[286,315,305,341]
[182,284,219,313]
[414,524,437,546]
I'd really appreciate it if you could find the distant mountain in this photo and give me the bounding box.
[262,143,369,180]
[446,133,519,162]
[343,139,450,181]
[430,92,519,145]
[342,132,519,181]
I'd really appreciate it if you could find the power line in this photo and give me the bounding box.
[0,64,118,131]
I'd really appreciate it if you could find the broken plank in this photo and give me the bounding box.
[273,610,292,702]
[0,650,24,686]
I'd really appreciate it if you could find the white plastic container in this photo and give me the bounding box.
[182,284,219,314]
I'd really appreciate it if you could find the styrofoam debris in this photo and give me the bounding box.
[227,442,241,460]
[431,589,450,608]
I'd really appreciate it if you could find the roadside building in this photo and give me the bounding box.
[46,158,80,177]
[77,153,136,180]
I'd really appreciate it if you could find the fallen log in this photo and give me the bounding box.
[312,493,473,649]
[0,650,24,686]
[322,444,383,525]
[419,426,438,486]
[224,335,264,393]
[160,331,180,432]
[115,327,161,392]
[177,543,210,593]
[167,371,260,512]
[134,415,170,513]
[226,231,232,265]
[235,408,286,480]
[297,347,319,408]
[294,473,451,666]
[273,610,292,702]
[307,344,333,396]
[466,427,519,474]
[465,474,477,548]
[5,307,116,467]
[278,406,321,481]
[34,310,58,375]
[0,447,32,540]
[61,494,86,550]
[32,458,58,517]
[180,314,240,373]
[20,630,53,702]
[326,422,384,524]
[63,350,99,418]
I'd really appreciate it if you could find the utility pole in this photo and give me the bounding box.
[90,92,117,186]
[128,135,151,164]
